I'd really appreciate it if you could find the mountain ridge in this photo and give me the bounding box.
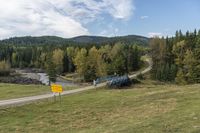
[0,35,149,46]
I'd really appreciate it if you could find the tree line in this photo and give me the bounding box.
[150,29,200,84]
[0,42,145,82]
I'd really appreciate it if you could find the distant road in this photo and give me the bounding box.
[129,57,152,79]
[0,58,152,108]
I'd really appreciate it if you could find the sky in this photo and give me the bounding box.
[0,0,200,39]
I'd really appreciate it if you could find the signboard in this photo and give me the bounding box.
[51,84,63,93]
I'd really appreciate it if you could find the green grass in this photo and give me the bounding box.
[1,81,200,133]
[0,83,77,100]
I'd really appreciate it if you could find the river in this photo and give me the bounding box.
[38,73,78,87]
[16,70,78,87]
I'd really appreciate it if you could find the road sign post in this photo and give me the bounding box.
[59,92,61,105]
[54,93,56,102]
[51,84,63,104]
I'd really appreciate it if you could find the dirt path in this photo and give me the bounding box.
[0,58,152,108]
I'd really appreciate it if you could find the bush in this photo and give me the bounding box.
[0,60,11,76]
[137,73,144,80]
[131,78,141,84]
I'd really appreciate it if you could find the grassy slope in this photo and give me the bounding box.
[0,83,77,100]
[1,81,200,133]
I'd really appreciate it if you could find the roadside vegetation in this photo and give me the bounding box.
[1,81,200,132]
[0,60,11,76]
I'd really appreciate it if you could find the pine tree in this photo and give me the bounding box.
[63,51,69,73]
[183,50,196,83]
[52,49,64,74]
[74,48,88,80]
[46,54,56,84]
[176,69,187,85]
[169,64,177,81]
[66,47,76,73]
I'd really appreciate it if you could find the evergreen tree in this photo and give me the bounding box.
[176,69,187,84]
[52,49,64,74]
[150,29,200,84]
[46,54,56,84]
[74,48,88,80]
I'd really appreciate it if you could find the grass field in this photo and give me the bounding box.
[0,83,77,100]
[1,81,200,133]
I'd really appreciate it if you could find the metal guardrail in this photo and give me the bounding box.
[96,75,119,84]
[106,75,131,87]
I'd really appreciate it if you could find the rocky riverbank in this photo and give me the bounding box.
[0,68,81,86]
[0,76,43,85]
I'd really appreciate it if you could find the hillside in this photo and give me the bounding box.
[0,36,70,46]
[71,35,149,45]
[1,81,200,132]
[0,35,149,46]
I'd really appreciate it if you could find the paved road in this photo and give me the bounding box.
[0,58,152,108]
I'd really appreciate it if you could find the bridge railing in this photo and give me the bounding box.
[96,75,131,87]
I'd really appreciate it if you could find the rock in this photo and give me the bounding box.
[0,76,43,85]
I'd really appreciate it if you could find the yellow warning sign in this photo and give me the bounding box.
[51,84,63,93]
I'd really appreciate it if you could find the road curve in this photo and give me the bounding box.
[0,58,152,108]
[129,58,152,79]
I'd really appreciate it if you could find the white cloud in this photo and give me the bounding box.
[103,0,134,20]
[148,32,163,38]
[0,0,134,39]
[99,24,119,37]
[67,0,134,21]
[0,0,90,39]
[140,16,149,20]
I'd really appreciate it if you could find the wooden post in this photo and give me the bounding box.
[54,93,56,102]
[59,92,61,105]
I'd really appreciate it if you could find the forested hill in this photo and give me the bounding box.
[0,35,149,46]
[71,35,149,45]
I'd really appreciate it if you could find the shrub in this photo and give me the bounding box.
[131,78,141,84]
[0,60,11,76]
[137,73,144,80]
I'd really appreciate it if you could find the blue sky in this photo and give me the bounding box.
[0,0,199,39]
